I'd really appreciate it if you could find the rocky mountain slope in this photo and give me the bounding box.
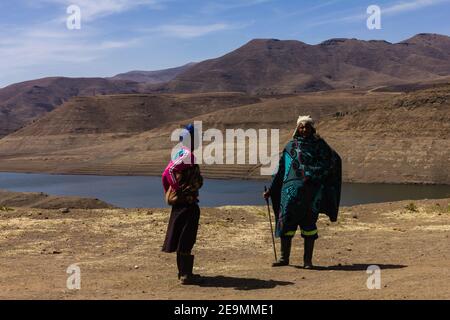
[0,77,141,137]
[164,33,450,94]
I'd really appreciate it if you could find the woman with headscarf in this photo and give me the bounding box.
[162,124,203,284]
[263,115,341,269]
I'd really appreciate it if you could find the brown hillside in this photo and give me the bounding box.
[0,93,261,155]
[0,86,448,184]
[0,77,141,137]
[166,33,450,94]
[318,86,450,184]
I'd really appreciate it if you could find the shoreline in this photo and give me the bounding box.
[1,169,450,186]
[0,189,114,210]
[1,186,450,211]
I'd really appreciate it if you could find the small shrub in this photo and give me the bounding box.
[0,206,14,212]
[405,203,418,212]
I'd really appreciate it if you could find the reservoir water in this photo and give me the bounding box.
[1,172,449,208]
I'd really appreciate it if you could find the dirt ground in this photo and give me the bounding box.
[0,198,449,300]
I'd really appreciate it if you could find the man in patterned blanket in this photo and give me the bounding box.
[264,115,342,269]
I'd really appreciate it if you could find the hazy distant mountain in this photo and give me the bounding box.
[165,33,450,94]
[110,63,197,83]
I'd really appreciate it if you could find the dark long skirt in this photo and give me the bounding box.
[162,203,200,253]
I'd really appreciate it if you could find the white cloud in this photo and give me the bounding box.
[201,0,272,14]
[383,0,450,14]
[144,23,243,38]
[0,23,140,80]
[279,0,342,19]
[307,0,450,27]
[40,0,164,21]
[0,0,156,82]
[0,1,184,86]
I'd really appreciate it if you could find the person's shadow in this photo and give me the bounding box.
[294,263,407,271]
[192,275,294,291]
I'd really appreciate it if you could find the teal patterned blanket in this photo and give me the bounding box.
[269,135,342,237]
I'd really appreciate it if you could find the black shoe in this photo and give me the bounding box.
[272,237,292,267]
[272,259,289,267]
[180,274,194,285]
[179,254,201,285]
[180,273,202,285]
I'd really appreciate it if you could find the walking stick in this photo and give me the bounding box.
[264,186,278,262]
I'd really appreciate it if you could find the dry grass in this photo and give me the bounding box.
[0,197,449,299]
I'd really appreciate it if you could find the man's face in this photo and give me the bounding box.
[297,123,313,138]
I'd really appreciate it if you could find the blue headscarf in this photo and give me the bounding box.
[179,123,195,142]
[179,123,198,152]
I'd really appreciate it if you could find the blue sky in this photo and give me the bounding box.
[0,0,449,87]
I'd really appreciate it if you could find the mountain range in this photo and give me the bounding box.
[1,33,449,137]
[162,33,450,94]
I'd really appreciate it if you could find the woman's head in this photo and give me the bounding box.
[293,115,315,138]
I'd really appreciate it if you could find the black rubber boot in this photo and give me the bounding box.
[180,254,200,285]
[176,252,183,279]
[272,237,292,267]
[303,238,315,269]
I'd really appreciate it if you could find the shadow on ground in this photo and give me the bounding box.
[193,276,294,290]
[294,263,407,271]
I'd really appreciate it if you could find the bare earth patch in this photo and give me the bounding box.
[0,198,449,300]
